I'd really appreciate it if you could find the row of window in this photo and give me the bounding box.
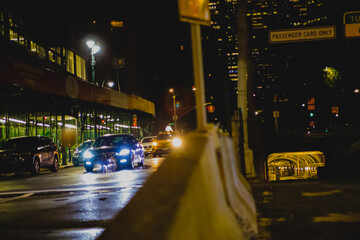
[0,112,143,146]
[0,11,87,81]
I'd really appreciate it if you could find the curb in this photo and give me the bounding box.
[59,163,74,169]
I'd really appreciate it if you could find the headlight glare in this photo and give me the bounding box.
[118,149,130,156]
[152,141,158,146]
[172,137,182,147]
[83,150,94,159]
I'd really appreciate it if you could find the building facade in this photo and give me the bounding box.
[0,7,155,154]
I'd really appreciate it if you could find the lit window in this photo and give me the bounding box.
[49,51,54,62]
[30,41,37,53]
[76,55,87,80]
[48,50,61,65]
[37,45,46,59]
[66,49,75,74]
[9,29,18,42]
[110,20,124,28]
[50,48,62,65]
[18,35,25,45]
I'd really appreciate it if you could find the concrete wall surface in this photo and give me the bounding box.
[98,124,258,240]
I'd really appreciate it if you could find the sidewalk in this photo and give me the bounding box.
[250,178,360,240]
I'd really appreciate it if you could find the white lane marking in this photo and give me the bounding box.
[301,189,342,197]
[0,193,34,204]
[0,184,142,197]
[313,213,360,223]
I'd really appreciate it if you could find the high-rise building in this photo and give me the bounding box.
[247,0,332,131]
[203,0,240,131]
[204,0,359,133]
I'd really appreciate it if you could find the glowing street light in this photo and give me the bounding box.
[107,81,115,88]
[101,80,115,88]
[86,40,100,84]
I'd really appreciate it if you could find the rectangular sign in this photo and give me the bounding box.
[178,0,211,26]
[269,26,336,43]
[331,106,339,114]
[344,11,360,38]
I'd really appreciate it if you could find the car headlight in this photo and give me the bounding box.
[152,142,158,146]
[85,160,92,165]
[83,150,94,159]
[117,149,130,156]
[172,137,182,147]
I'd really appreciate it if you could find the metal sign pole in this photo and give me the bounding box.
[190,23,207,131]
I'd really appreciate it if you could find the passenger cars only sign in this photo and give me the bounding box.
[269,26,336,43]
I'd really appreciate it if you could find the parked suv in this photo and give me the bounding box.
[0,136,59,175]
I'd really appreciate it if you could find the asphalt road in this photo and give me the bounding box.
[250,178,360,240]
[0,157,164,240]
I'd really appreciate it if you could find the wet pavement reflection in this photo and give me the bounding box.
[0,157,165,240]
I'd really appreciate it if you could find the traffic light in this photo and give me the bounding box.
[175,101,180,108]
[207,105,215,113]
[309,112,314,117]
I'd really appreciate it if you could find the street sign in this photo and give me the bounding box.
[344,11,360,38]
[331,106,339,114]
[178,0,211,26]
[113,58,125,69]
[269,26,336,44]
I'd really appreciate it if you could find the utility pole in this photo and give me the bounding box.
[238,0,256,177]
[191,24,207,131]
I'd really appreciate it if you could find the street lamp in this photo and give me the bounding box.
[169,88,177,131]
[101,80,115,88]
[86,40,100,84]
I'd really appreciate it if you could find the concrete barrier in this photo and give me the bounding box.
[98,124,258,240]
[213,128,258,237]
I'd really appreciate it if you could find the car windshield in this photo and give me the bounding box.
[78,141,93,150]
[93,135,132,148]
[156,134,173,140]
[142,137,154,143]
[1,137,38,149]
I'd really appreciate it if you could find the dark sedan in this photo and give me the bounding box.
[83,134,144,172]
[0,136,59,175]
